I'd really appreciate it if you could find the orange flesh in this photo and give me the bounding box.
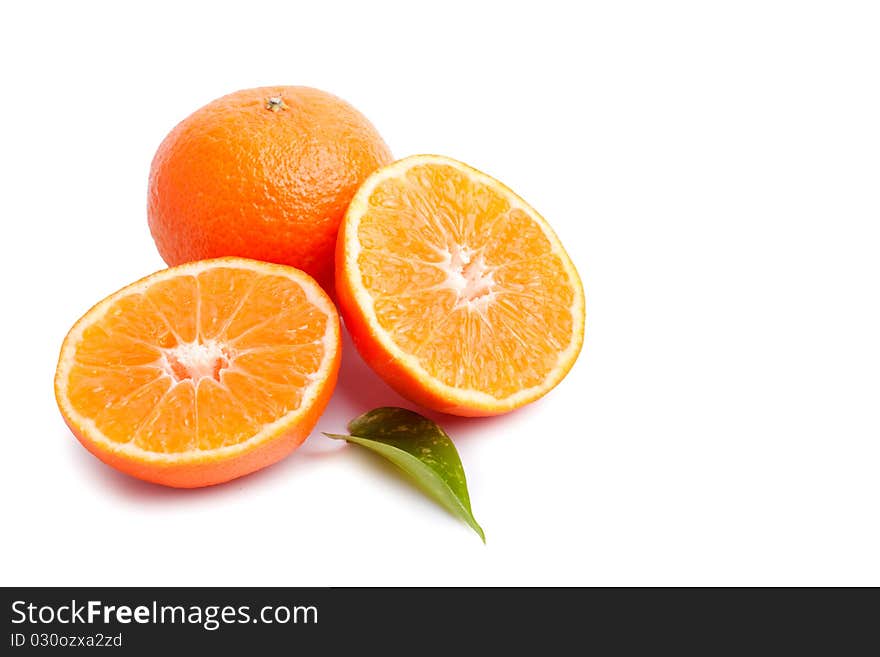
[66,267,329,453]
[355,163,576,399]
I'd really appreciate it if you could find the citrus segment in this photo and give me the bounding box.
[55,258,340,487]
[336,155,585,416]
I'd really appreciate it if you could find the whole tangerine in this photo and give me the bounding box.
[148,86,392,291]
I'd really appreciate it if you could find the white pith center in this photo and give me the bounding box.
[160,340,231,384]
[438,244,496,309]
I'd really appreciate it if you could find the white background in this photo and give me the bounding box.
[1,1,878,586]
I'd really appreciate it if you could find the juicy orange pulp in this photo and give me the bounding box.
[337,155,585,416]
[55,258,340,487]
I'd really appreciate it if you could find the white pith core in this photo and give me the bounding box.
[160,340,231,384]
[437,243,496,311]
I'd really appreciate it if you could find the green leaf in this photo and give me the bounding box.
[325,407,485,542]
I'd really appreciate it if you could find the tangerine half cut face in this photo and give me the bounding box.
[336,155,585,416]
[55,258,340,487]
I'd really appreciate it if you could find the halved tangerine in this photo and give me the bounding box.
[336,155,585,416]
[55,258,340,487]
